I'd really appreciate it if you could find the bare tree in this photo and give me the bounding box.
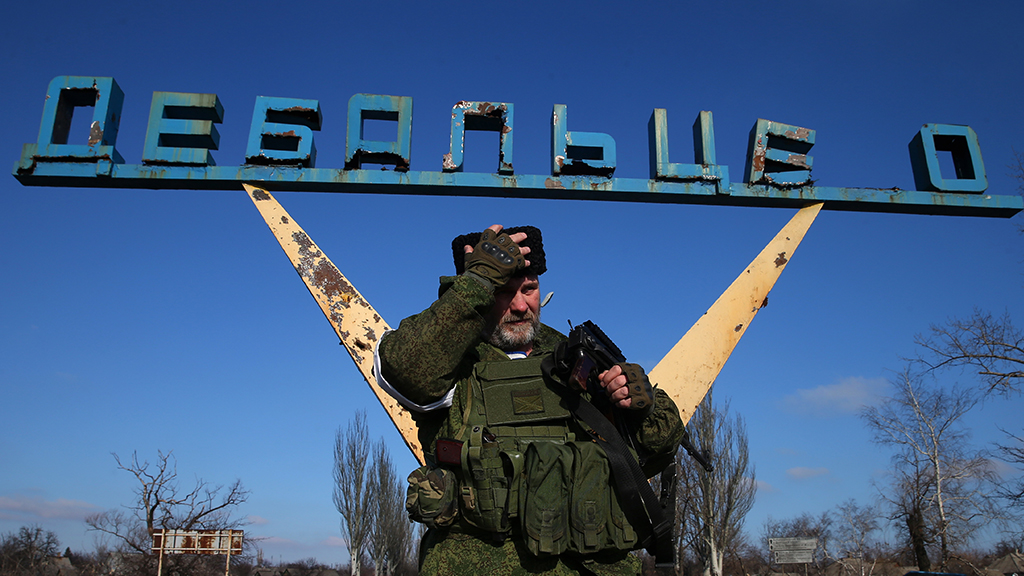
[85,450,249,575]
[913,310,1023,397]
[890,461,934,571]
[287,557,327,571]
[367,439,412,576]
[676,391,757,576]
[910,307,1024,515]
[0,525,61,576]
[861,370,1001,570]
[996,430,1024,508]
[333,411,374,576]
[828,499,881,576]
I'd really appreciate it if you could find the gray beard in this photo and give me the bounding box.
[484,310,541,351]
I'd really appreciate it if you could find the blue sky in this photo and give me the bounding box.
[2,0,1022,566]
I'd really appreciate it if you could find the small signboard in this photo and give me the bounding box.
[151,529,243,576]
[769,537,817,564]
[151,529,243,555]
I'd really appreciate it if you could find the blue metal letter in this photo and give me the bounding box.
[551,104,616,177]
[442,101,514,174]
[647,109,730,193]
[344,94,412,171]
[142,92,224,166]
[908,124,987,193]
[20,76,125,172]
[745,119,815,186]
[245,97,322,167]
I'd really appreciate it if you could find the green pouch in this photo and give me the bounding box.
[521,442,571,556]
[406,465,458,529]
[458,425,511,533]
[569,441,638,552]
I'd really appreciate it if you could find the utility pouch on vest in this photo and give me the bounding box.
[569,441,637,553]
[520,440,639,557]
[406,465,458,529]
[521,442,571,556]
[458,424,511,533]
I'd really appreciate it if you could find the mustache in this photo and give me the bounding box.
[500,309,536,323]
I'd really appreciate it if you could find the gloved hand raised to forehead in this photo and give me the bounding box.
[463,226,528,289]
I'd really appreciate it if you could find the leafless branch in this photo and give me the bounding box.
[911,309,1024,397]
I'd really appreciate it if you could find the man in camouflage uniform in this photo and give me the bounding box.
[372,225,684,575]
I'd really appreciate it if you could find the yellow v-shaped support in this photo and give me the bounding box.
[649,202,823,424]
[246,180,820,461]
[243,184,425,465]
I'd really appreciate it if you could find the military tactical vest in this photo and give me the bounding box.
[406,354,640,556]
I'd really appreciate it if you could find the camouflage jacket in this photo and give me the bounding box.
[377,274,684,575]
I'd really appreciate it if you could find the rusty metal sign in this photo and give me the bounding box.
[152,529,243,576]
[12,76,1022,218]
[151,529,243,555]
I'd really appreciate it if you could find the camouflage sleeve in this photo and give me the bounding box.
[634,387,684,476]
[378,274,494,406]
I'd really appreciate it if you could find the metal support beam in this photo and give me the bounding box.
[13,164,1020,217]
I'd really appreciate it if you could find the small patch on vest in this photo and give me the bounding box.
[511,388,544,414]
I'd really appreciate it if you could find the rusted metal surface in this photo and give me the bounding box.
[87,121,103,147]
[245,96,321,167]
[28,76,125,164]
[551,104,617,177]
[444,100,514,174]
[244,184,423,464]
[13,160,1019,216]
[142,92,224,166]
[151,529,243,555]
[909,123,988,192]
[344,93,412,171]
[152,529,242,576]
[648,109,731,193]
[649,203,823,424]
[746,119,816,187]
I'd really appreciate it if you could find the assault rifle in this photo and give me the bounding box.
[557,320,627,393]
[552,320,714,472]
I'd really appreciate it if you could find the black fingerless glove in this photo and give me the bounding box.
[617,362,656,417]
[463,229,525,289]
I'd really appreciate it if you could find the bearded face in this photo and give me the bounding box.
[485,307,541,350]
[482,274,541,353]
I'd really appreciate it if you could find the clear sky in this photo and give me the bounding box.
[1,0,1022,566]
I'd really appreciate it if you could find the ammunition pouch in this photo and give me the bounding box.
[520,441,637,556]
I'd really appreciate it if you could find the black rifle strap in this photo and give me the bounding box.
[542,357,675,566]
